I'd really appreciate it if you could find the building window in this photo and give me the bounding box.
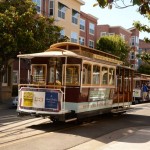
[89,23,94,35]
[72,9,78,25]
[80,19,85,31]
[49,0,54,16]
[89,40,94,48]
[131,64,135,69]
[101,32,107,37]
[60,29,65,39]
[120,33,125,40]
[71,32,78,43]
[58,2,66,19]
[130,51,135,59]
[13,70,18,85]
[33,0,41,13]
[136,36,139,46]
[138,48,142,54]
[79,37,85,45]
[109,33,114,36]
[131,36,136,46]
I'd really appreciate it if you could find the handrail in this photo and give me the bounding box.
[18,84,63,89]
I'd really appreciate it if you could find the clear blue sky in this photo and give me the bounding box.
[81,0,150,40]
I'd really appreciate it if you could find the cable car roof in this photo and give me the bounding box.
[17,48,79,59]
[17,47,122,65]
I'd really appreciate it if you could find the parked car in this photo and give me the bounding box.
[11,96,18,108]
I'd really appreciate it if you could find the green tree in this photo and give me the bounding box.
[0,0,68,88]
[94,1,150,40]
[96,35,131,65]
[94,0,150,67]
[137,53,150,64]
[138,64,150,74]
[94,0,150,15]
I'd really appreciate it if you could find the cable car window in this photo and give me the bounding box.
[31,64,47,84]
[109,68,115,85]
[63,65,79,85]
[102,67,108,85]
[82,63,91,84]
[49,58,62,85]
[93,65,100,84]
[135,80,140,88]
[124,69,129,91]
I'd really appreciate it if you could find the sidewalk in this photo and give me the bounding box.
[68,126,150,150]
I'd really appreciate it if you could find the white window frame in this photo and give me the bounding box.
[71,32,78,43]
[33,0,41,14]
[80,18,85,31]
[72,9,78,25]
[89,23,95,35]
[60,29,65,39]
[89,40,94,48]
[101,32,107,37]
[58,2,66,19]
[49,0,54,16]
[136,36,139,46]
[109,33,115,36]
[130,51,135,60]
[131,36,135,46]
[79,36,85,45]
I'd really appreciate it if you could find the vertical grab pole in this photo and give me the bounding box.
[63,56,67,112]
[17,57,21,111]
[18,57,20,85]
[80,59,83,93]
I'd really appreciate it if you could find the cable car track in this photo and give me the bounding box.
[0,103,149,148]
[0,115,108,147]
[0,117,52,146]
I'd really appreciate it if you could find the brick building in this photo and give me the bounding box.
[96,25,131,44]
[128,27,139,69]
[79,11,98,48]
[96,25,140,69]
[139,39,150,66]
[139,39,150,53]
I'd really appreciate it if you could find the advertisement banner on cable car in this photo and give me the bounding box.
[88,88,114,102]
[19,87,62,111]
[133,89,141,97]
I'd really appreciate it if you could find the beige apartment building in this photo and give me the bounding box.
[33,0,85,43]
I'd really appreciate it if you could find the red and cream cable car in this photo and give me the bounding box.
[17,42,134,122]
